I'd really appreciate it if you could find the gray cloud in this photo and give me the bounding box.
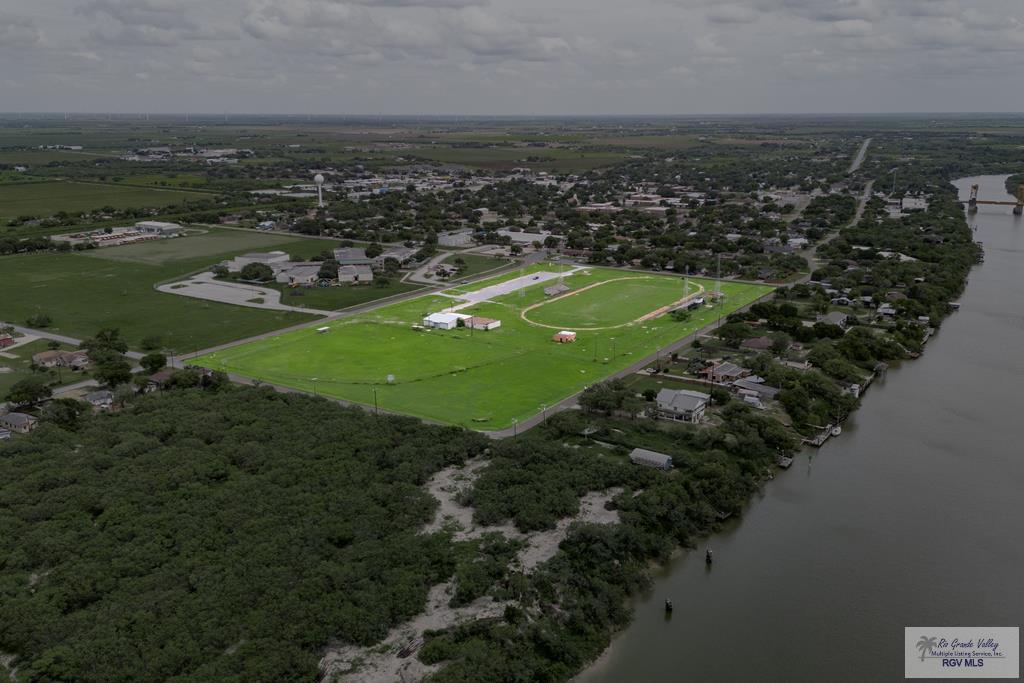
[2,0,1023,114]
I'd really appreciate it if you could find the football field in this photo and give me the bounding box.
[193,265,773,429]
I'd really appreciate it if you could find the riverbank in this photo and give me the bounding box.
[575,174,1023,682]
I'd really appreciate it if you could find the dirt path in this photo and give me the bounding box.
[519,277,705,331]
[321,463,622,682]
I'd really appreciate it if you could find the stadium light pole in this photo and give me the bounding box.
[312,377,318,396]
[512,418,518,438]
[541,404,548,421]
[373,387,379,414]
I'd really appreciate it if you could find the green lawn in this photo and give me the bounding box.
[0,181,213,221]
[441,253,511,278]
[0,339,86,397]
[194,266,772,429]
[272,280,423,311]
[0,229,354,350]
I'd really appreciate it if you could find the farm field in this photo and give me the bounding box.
[0,229,355,350]
[193,266,773,429]
[0,181,213,222]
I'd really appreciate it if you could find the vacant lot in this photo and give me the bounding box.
[0,181,213,221]
[194,267,772,429]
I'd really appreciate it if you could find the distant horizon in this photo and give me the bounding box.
[3,111,1024,121]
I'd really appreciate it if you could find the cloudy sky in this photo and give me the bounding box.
[3,0,1024,115]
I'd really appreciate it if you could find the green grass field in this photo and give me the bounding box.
[0,229,361,350]
[0,181,214,221]
[194,266,772,429]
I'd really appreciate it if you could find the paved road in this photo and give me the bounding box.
[848,137,872,174]
[6,325,144,360]
[798,179,875,281]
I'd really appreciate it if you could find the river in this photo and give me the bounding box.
[578,175,1024,682]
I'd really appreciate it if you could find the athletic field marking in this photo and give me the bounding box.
[519,276,706,331]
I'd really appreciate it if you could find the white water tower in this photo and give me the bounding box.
[314,173,325,208]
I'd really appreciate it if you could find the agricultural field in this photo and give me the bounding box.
[0,229,353,350]
[193,266,772,429]
[0,181,214,222]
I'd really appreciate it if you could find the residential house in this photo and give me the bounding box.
[700,361,749,384]
[628,448,674,470]
[654,388,710,424]
[0,412,38,434]
[877,303,897,317]
[0,334,15,348]
[146,368,175,391]
[740,336,775,352]
[85,390,114,410]
[732,377,781,401]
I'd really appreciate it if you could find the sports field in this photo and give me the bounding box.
[194,266,773,430]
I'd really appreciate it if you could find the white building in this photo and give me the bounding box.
[135,220,184,235]
[224,251,291,273]
[422,312,469,330]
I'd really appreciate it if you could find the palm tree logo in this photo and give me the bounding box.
[916,636,938,661]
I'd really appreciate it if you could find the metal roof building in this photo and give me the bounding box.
[629,448,674,470]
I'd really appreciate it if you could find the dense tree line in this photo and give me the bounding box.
[0,387,488,682]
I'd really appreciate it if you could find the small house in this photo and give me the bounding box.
[732,377,781,401]
[85,390,114,410]
[465,316,501,331]
[629,448,674,470]
[740,336,774,352]
[0,334,15,349]
[700,361,748,384]
[552,330,577,343]
[0,412,38,434]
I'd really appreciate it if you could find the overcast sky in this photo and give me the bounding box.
[3,0,1024,115]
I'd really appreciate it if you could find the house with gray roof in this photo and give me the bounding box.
[732,377,781,401]
[85,390,114,410]
[0,412,38,434]
[654,388,710,424]
[699,361,748,384]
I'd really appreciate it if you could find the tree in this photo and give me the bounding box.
[715,322,753,348]
[709,387,731,406]
[83,328,128,356]
[317,260,339,281]
[769,332,792,356]
[94,359,133,388]
[140,335,163,351]
[510,244,523,255]
[240,262,274,281]
[26,313,52,328]
[40,398,89,431]
[670,309,692,323]
[140,353,167,374]
[365,242,384,259]
[6,376,52,406]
